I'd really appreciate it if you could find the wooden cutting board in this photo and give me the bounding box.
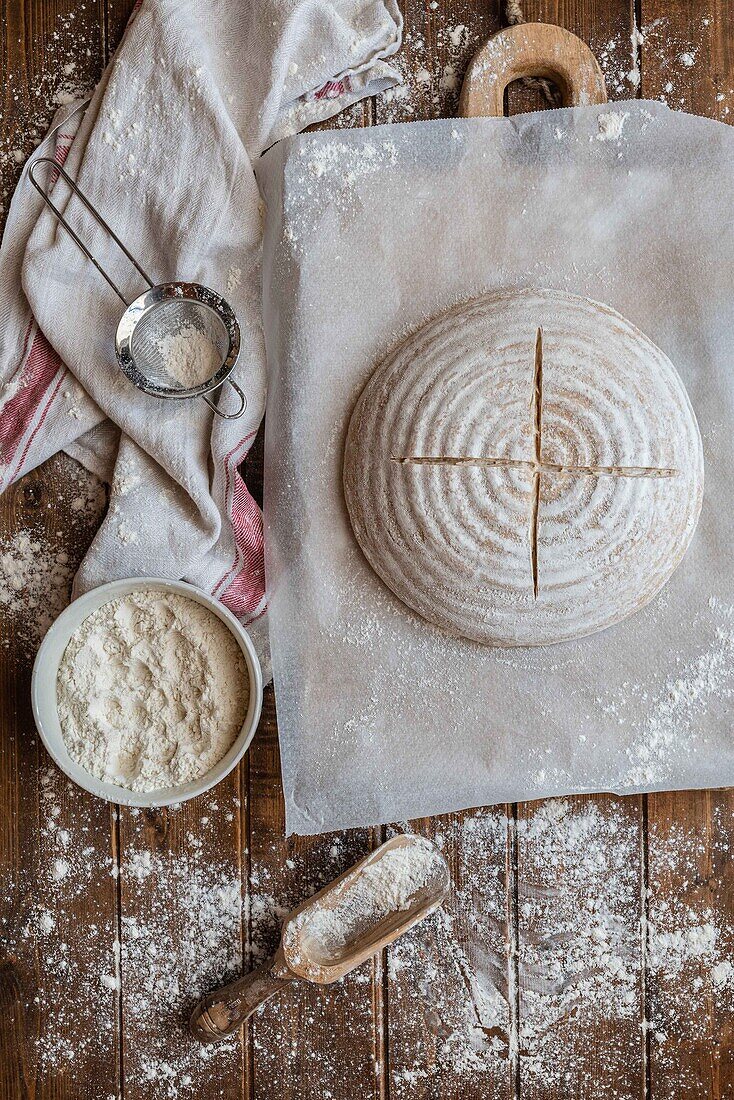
[459,21,607,118]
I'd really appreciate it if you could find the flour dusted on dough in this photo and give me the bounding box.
[343,289,703,648]
[57,590,248,791]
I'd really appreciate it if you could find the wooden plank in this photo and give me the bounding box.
[117,780,246,1099]
[516,795,646,1098]
[639,0,733,119]
[374,0,501,123]
[0,0,105,196]
[0,1,118,1095]
[0,456,118,1100]
[104,0,134,58]
[639,4,734,1096]
[385,812,514,1099]
[247,690,382,1099]
[245,88,382,1098]
[646,791,734,1098]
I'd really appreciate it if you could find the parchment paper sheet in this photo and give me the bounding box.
[256,102,734,835]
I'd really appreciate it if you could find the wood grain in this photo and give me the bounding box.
[504,0,638,114]
[385,812,515,1099]
[639,6,734,1098]
[0,0,105,199]
[247,692,383,1099]
[0,460,117,1100]
[117,781,246,1099]
[516,795,646,1098]
[372,0,501,124]
[459,21,607,117]
[646,791,734,1098]
[640,0,733,121]
[104,0,134,56]
[0,6,126,1099]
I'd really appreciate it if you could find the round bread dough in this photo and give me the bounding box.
[343,289,704,647]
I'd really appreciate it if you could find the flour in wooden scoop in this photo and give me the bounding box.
[285,838,447,965]
[57,590,248,791]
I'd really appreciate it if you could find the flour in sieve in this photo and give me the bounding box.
[154,323,221,389]
[57,590,249,791]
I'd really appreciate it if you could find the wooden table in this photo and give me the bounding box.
[1,1,733,1097]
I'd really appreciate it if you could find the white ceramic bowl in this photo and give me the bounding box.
[31,577,263,807]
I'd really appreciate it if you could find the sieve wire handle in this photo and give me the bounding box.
[27,157,156,307]
[203,378,247,420]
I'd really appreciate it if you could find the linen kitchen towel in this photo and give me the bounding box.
[0,0,402,668]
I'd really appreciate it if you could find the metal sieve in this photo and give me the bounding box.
[27,157,246,419]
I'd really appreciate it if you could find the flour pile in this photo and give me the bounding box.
[57,589,248,791]
[154,323,223,390]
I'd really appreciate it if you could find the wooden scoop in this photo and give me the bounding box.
[190,834,449,1043]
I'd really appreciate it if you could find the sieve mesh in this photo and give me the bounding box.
[129,299,231,392]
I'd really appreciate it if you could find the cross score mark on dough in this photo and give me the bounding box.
[392,328,679,600]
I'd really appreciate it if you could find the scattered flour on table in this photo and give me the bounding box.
[0,532,73,641]
[120,840,243,1095]
[639,16,731,115]
[0,10,96,210]
[1,768,243,1097]
[153,323,222,389]
[3,14,733,1096]
[373,13,732,125]
[0,463,105,650]
[4,795,734,1096]
[379,806,734,1096]
[57,589,248,791]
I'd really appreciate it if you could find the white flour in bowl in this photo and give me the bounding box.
[57,590,249,791]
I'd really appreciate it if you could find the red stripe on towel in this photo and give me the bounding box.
[212,429,266,621]
[0,327,66,480]
[0,132,76,482]
[218,470,266,619]
[312,78,351,101]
